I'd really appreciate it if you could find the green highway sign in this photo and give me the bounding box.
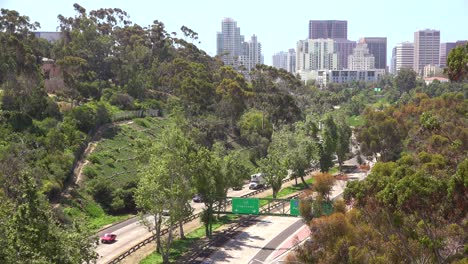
[232,198,259,215]
[290,199,300,216]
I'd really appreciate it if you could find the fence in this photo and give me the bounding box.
[111,109,160,122]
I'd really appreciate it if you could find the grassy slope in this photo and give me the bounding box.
[63,117,168,230]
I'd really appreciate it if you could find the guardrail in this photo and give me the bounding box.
[106,177,298,264]
[180,192,303,263]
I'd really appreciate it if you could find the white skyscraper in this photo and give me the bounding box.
[348,43,375,70]
[286,49,296,74]
[272,51,288,71]
[296,39,338,72]
[414,29,440,76]
[216,18,244,67]
[216,18,263,73]
[393,42,414,73]
[239,34,263,72]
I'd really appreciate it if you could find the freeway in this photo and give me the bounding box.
[95,183,256,264]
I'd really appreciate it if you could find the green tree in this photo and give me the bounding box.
[135,121,195,262]
[319,115,337,172]
[445,43,468,82]
[259,128,289,198]
[335,118,352,172]
[394,68,417,95]
[0,147,96,263]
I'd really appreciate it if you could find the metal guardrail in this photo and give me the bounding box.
[106,177,297,264]
[180,192,303,264]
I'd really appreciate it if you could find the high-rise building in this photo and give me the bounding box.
[348,43,375,70]
[239,34,263,72]
[309,20,347,40]
[414,29,440,75]
[272,51,288,71]
[359,37,387,70]
[272,49,296,73]
[392,42,414,74]
[216,18,245,67]
[287,49,296,74]
[334,39,356,70]
[391,47,397,74]
[296,39,338,72]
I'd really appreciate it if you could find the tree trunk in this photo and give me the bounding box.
[155,214,162,253]
[295,176,298,185]
[179,221,185,240]
[162,224,174,264]
[300,174,309,189]
[208,204,213,238]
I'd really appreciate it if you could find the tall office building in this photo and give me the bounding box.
[392,42,414,73]
[286,48,296,74]
[309,20,347,40]
[439,41,467,67]
[216,18,245,67]
[296,39,338,71]
[414,29,440,75]
[272,51,288,71]
[359,37,387,70]
[348,43,375,70]
[334,39,356,69]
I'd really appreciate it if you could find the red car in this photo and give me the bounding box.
[100,233,117,244]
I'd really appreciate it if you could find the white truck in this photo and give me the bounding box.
[249,173,266,190]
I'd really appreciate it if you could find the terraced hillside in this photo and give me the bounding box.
[61,117,168,230]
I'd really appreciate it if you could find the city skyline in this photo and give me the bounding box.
[2,0,468,66]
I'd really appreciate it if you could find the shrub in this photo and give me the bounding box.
[87,154,101,164]
[82,166,98,179]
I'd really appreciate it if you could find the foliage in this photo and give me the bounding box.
[445,43,468,82]
[394,68,417,94]
[135,119,195,262]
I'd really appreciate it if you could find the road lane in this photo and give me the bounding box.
[95,183,255,263]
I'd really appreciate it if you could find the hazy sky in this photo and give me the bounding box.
[2,0,468,66]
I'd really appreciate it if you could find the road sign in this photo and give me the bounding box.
[290,199,300,216]
[232,198,259,215]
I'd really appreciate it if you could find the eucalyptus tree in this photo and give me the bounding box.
[259,127,290,198]
[134,121,195,263]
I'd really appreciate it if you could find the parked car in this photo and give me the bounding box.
[192,194,203,203]
[162,209,170,216]
[100,233,117,244]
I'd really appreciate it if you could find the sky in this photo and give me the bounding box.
[2,0,468,66]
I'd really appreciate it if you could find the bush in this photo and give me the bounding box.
[134,118,150,128]
[82,166,98,179]
[87,154,101,164]
[110,93,135,110]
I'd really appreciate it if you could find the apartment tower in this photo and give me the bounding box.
[216,18,244,67]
